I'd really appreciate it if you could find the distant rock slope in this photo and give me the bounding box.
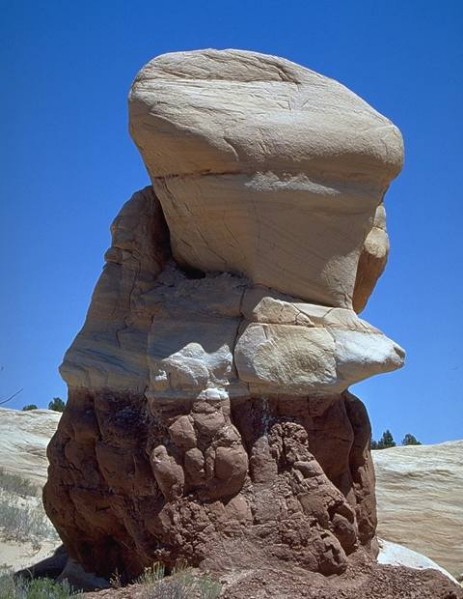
[0,408,61,572]
[373,441,463,577]
[0,408,61,484]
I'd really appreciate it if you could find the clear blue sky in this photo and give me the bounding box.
[1,1,462,444]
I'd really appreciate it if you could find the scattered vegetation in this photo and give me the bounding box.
[47,398,65,413]
[0,469,37,498]
[371,429,422,450]
[0,470,59,547]
[136,563,221,599]
[0,563,221,599]
[401,433,422,446]
[0,499,58,546]
[0,568,78,599]
[21,405,38,411]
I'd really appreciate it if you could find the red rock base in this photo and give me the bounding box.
[44,391,377,582]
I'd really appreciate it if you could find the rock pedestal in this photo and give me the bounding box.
[44,50,405,583]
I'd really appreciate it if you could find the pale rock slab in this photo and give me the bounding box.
[0,408,61,485]
[377,538,459,585]
[235,289,404,396]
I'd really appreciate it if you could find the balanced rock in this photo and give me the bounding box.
[44,50,405,583]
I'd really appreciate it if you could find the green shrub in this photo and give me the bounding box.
[48,399,65,413]
[0,572,78,599]
[371,429,396,450]
[402,433,422,446]
[21,405,38,412]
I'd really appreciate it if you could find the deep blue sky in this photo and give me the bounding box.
[1,1,462,444]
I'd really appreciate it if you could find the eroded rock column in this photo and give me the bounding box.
[44,49,404,582]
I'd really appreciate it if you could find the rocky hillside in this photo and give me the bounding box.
[373,441,463,577]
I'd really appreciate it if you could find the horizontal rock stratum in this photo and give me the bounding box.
[374,441,463,579]
[59,188,404,398]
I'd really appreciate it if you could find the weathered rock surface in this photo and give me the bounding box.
[374,441,463,578]
[44,384,378,579]
[353,204,390,313]
[129,49,403,311]
[59,187,403,398]
[44,50,409,587]
[81,562,463,599]
[0,408,61,485]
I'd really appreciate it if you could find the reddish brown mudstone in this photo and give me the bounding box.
[44,390,376,582]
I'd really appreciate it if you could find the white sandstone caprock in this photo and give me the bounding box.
[129,49,403,309]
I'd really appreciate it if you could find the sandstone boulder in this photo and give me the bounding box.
[129,49,403,310]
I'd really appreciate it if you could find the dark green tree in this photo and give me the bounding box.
[48,397,66,412]
[371,429,396,450]
[22,404,38,411]
[402,433,421,446]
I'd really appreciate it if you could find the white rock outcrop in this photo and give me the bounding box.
[61,50,405,398]
[377,539,459,584]
[0,408,61,484]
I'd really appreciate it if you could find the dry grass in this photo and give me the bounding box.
[137,564,221,599]
[0,470,59,548]
[0,469,38,498]
[0,566,78,599]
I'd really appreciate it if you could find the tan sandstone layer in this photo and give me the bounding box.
[129,49,402,311]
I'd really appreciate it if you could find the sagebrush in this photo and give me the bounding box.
[0,470,59,546]
[138,564,221,599]
[0,469,37,498]
[0,569,78,599]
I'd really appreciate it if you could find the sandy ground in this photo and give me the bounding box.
[0,539,59,571]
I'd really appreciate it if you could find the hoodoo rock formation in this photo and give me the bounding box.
[44,50,406,584]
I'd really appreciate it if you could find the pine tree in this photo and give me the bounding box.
[371,429,396,450]
[48,397,66,412]
[402,433,421,446]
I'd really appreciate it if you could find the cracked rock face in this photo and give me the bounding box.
[44,50,404,582]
